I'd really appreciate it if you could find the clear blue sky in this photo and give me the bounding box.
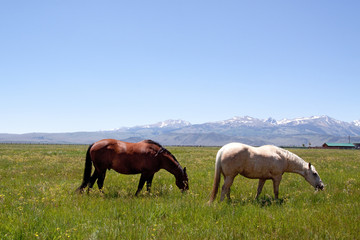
[1,1,359,133]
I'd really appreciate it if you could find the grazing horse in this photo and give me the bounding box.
[77,139,188,195]
[209,143,324,203]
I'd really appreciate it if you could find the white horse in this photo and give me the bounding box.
[209,143,324,203]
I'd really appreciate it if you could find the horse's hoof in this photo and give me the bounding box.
[75,187,84,194]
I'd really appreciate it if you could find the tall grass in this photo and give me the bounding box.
[0,144,359,239]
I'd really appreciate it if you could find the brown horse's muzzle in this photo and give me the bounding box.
[182,181,189,192]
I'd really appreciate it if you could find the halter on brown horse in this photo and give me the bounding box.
[77,139,189,195]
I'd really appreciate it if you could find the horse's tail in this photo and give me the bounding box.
[76,143,94,193]
[209,147,223,204]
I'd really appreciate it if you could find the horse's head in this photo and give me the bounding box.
[176,167,189,192]
[304,163,324,190]
[154,144,189,192]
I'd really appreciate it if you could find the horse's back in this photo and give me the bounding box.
[91,139,128,155]
[90,139,160,174]
[219,143,285,179]
[220,142,249,155]
[220,142,252,157]
[89,139,125,170]
[91,139,150,155]
[219,143,252,175]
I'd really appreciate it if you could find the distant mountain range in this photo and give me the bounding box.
[1,116,360,146]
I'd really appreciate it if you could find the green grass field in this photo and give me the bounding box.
[0,144,359,239]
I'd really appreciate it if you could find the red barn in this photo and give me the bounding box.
[322,143,355,149]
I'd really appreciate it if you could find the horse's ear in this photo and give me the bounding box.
[308,162,312,169]
[184,167,187,174]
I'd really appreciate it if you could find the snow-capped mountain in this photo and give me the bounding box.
[216,116,268,127]
[1,116,360,146]
[208,115,357,132]
[353,120,360,127]
[276,115,344,126]
[114,116,360,145]
[140,119,191,129]
[217,115,349,128]
[198,115,349,128]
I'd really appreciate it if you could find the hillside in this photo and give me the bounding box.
[1,116,360,146]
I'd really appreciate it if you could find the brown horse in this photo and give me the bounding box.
[77,139,188,195]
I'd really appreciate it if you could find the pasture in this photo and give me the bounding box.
[0,144,359,239]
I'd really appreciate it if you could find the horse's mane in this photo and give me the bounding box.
[276,147,305,164]
[143,139,163,148]
[143,139,179,163]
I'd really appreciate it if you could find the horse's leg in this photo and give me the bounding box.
[135,173,147,196]
[88,170,99,189]
[86,170,99,193]
[97,171,107,192]
[272,175,282,199]
[256,179,266,199]
[146,174,155,193]
[227,188,231,199]
[220,176,235,202]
